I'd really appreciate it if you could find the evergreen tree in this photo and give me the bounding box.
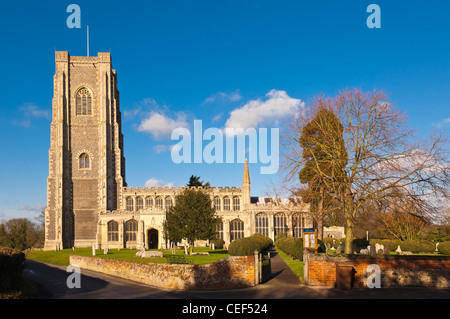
[164,188,219,254]
[299,107,348,239]
[187,175,211,188]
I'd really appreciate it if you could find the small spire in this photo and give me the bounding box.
[243,157,250,185]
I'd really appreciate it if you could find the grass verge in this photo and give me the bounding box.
[26,247,229,266]
[275,248,304,284]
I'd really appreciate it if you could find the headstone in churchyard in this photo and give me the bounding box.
[395,245,402,254]
[104,247,109,255]
[211,243,215,251]
[383,245,390,255]
[92,245,96,256]
[360,248,369,255]
[369,245,376,256]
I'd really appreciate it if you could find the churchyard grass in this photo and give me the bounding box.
[275,248,304,284]
[26,247,229,266]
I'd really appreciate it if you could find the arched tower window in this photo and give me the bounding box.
[79,153,90,169]
[76,87,93,115]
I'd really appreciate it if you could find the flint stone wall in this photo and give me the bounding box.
[305,253,450,288]
[70,255,255,290]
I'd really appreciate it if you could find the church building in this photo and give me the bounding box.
[43,51,311,251]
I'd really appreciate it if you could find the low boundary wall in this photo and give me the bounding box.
[70,255,255,290]
[304,253,450,288]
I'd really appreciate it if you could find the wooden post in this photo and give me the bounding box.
[254,250,259,286]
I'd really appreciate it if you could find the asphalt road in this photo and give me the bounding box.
[22,252,450,300]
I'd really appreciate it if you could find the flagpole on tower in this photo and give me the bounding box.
[87,25,90,57]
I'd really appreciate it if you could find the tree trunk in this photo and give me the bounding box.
[344,206,355,254]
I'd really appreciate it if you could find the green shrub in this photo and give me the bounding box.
[368,239,401,252]
[228,234,273,256]
[210,238,225,249]
[276,237,303,260]
[399,240,435,254]
[437,241,450,255]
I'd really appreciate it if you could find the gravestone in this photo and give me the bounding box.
[360,248,369,255]
[92,245,96,256]
[369,245,376,256]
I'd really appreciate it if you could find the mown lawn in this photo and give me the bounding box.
[275,248,304,284]
[26,247,229,266]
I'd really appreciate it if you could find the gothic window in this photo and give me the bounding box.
[223,197,231,211]
[136,197,144,211]
[216,221,223,240]
[79,153,90,169]
[76,87,93,115]
[292,213,304,238]
[233,196,240,211]
[230,219,244,242]
[145,197,153,208]
[126,197,134,211]
[255,213,269,237]
[274,213,287,238]
[125,219,138,242]
[107,220,119,241]
[165,197,173,212]
[214,197,221,211]
[155,197,164,210]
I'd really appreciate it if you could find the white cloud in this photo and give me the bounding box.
[203,90,242,104]
[153,144,168,154]
[432,118,450,129]
[20,103,51,119]
[224,89,303,131]
[144,178,174,188]
[18,204,46,212]
[137,111,189,140]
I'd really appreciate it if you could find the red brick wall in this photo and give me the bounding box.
[306,254,450,288]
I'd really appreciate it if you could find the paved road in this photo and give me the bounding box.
[23,251,450,299]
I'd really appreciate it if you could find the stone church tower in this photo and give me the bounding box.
[44,51,126,250]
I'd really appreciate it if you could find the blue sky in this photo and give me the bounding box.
[0,0,449,220]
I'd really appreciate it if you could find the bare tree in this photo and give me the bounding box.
[283,88,450,254]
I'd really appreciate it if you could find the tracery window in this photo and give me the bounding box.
[274,213,287,238]
[76,88,92,115]
[125,219,138,242]
[223,197,231,211]
[79,153,90,169]
[107,220,119,241]
[230,219,244,241]
[255,213,269,237]
[214,197,221,211]
[126,197,134,211]
[233,197,240,211]
[136,197,144,211]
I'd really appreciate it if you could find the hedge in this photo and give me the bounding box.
[399,240,435,254]
[437,241,450,255]
[0,247,25,293]
[210,238,225,249]
[368,239,401,252]
[228,234,273,256]
[276,237,303,260]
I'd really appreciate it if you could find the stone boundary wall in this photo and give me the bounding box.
[305,253,450,288]
[70,255,255,290]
